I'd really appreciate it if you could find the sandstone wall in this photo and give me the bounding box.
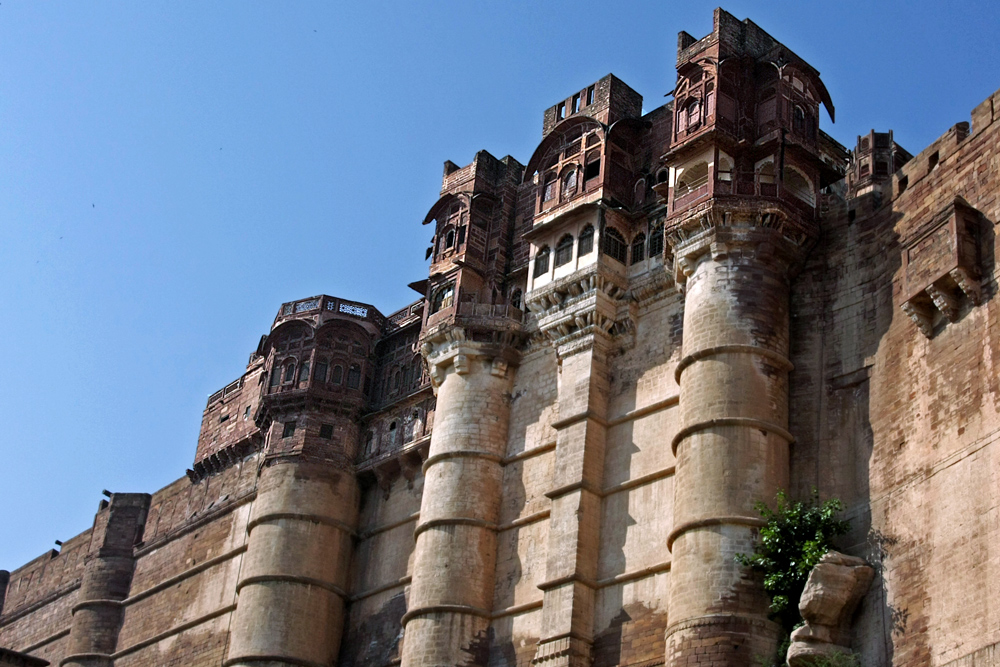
[791,88,1000,667]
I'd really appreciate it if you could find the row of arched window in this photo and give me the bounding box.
[533,223,665,277]
[269,358,362,391]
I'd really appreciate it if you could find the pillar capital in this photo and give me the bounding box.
[419,324,522,390]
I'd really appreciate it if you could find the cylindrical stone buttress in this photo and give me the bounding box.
[666,241,793,666]
[225,458,358,667]
[401,352,512,667]
[64,493,150,667]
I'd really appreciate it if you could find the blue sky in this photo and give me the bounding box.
[1,1,997,570]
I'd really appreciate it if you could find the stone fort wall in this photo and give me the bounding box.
[2,10,999,667]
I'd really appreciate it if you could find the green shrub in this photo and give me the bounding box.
[736,489,851,634]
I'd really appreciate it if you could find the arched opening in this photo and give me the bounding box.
[554,234,574,268]
[675,161,709,197]
[283,362,296,384]
[578,225,595,256]
[603,228,628,264]
[332,365,343,385]
[431,283,455,314]
[630,233,646,264]
[649,223,664,259]
[314,360,328,384]
[388,421,397,446]
[510,288,523,310]
[783,166,815,206]
[533,246,551,278]
[562,169,577,198]
[347,364,361,389]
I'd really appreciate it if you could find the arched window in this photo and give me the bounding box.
[717,154,734,182]
[314,360,328,383]
[675,161,709,197]
[562,169,577,197]
[347,364,361,389]
[533,246,550,278]
[648,223,664,259]
[554,234,574,268]
[687,99,701,127]
[510,288,523,310]
[630,233,646,264]
[331,365,343,384]
[656,169,669,185]
[542,173,557,202]
[431,283,455,314]
[783,167,815,207]
[603,228,628,264]
[283,362,296,384]
[298,361,310,384]
[578,225,595,256]
[392,370,401,391]
[757,161,776,185]
[388,421,398,446]
[445,228,455,248]
[793,105,805,133]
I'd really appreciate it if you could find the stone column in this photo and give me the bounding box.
[665,225,800,666]
[529,276,618,667]
[225,422,359,667]
[63,492,150,667]
[401,327,518,667]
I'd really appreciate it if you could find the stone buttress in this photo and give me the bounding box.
[401,325,521,667]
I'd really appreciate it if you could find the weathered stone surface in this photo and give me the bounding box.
[787,552,874,666]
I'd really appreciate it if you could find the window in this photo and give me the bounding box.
[445,228,456,248]
[687,99,700,127]
[283,363,295,383]
[393,370,401,391]
[543,174,557,202]
[859,162,870,178]
[572,93,581,113]
[314,360,328,383]
[584,153,600,183]
[578,225,595,256]
[562,170,577,197]
[675,161,709,196]
[431,283,455,313]
[557,102,566,120]
[269,369,280,387]
[898,175,909,195]
[510,288,523,310]
[554,234,574,268]
[656,169,669,185]
[319,423,334,439]
[388,421,398,445]
[758,161,776,185]
[243,405,252,420]
[332,365,343,384]
[282,422,296,438]
[533,246,550,278]
[586,85,595,106]
[928,151,939,172]
[649,223,664,258]
[875,161,889,176]
[298,361,310,384]
[347,364,361,389]
[630,233,646,264]
[364,431,374,456]
[457,226,466,245]
[793,105,805,133]
[783,167,815,207]
[603,228,628,264]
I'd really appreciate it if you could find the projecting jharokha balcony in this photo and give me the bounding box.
[670,172,816,219]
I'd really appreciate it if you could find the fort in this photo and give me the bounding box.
[2,7,999,667]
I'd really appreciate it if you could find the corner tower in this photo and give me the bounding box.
[225,295,383,667]
[663,9,845,667]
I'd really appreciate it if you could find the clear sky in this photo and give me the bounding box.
[1,0,997,570]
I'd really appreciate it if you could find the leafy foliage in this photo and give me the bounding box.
[736,489,851,633]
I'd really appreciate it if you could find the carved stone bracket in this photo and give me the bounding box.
[419,324,523,391]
